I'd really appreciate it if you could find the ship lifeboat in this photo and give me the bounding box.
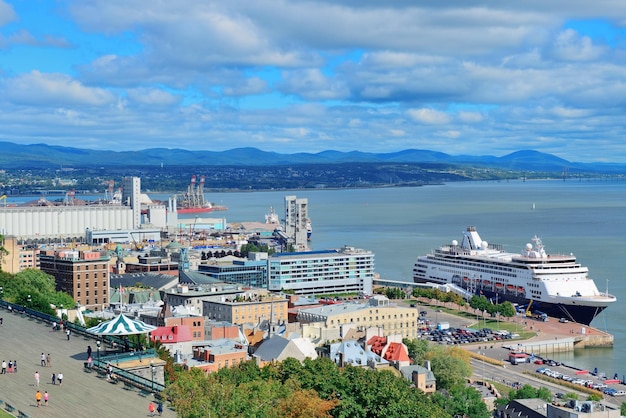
[506,285,515,291]
[495,283,504,290]
[463,277,469,282]
[483,280,491,285]
[517,286,525,293]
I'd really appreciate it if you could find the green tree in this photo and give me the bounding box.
[432,385,490,418]
[428,346,472,390]
[403,338,429,365]
[620,401,626,416]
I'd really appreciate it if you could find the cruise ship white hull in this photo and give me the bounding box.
[413,227,615,325]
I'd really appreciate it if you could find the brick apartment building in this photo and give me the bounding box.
[39,249,111,311]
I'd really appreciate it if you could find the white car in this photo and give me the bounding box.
[613,390,626,397]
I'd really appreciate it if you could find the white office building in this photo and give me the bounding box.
[268,246,374,296]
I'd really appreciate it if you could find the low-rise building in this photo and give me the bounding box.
[191,339,248,373]
[252,335,318,366]
[164,283,245,315]
[296,295,418,340]
[399,364,437,394]
[151,324,193,356]
[202,291,289,326]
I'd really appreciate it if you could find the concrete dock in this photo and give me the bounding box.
[0,308,175,417]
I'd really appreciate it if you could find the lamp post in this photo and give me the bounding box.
[150,360,155,393]
[0,286,3,300]
[27,294,31,308]
[96,340,101,366]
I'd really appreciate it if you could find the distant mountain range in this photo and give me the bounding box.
[1,141,625,173]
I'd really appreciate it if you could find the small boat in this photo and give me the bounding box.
[495,282,504,288]
[507,285,515,291]
[517,286,525,293]
[483,280,491,285]
[463,277,469,282]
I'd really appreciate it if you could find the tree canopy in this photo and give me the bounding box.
[0,268,75,315]
[165,358,448,418]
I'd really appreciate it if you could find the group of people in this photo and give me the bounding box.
[148,400,163,416]
[34,389,49,407]
[50,371,64,385]
[1,359,17,374]
[40,352,51,367]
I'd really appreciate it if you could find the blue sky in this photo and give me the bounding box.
[1,1,626,162]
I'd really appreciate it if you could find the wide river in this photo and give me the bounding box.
[202,179,625,377]
[7,179,626,377]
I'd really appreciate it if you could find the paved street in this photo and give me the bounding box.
[0,308,175,417]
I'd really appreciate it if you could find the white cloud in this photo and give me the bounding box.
[126,88,181,106]
[2,71,115,106]
[551,29,605,61]
[407,108,451,124]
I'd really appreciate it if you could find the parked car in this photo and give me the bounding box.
[613,390,626,397]
[559,318,569,323]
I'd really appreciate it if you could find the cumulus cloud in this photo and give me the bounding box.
[0,1,626,161]
[280,69,349,100]
[126,87,181,106]
[407,108,451,124]
[2,71,115,106]
[551,29,605,61]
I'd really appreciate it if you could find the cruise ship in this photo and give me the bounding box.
[413,226,615,325]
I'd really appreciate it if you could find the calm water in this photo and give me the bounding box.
[207,179,626,376]
[6,179,626,375]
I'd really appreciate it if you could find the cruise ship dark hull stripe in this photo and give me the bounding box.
[414,281,604,326]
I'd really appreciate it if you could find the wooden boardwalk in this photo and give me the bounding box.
[0,308,175,417]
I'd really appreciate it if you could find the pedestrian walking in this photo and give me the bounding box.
[34,371,40,387]
[13,360,17,373]
[44,391,49,406]
[51,372,56,385]
[40,352,46,367]
[46,354,51,367]
[57,372,63,386]
[156,402,163,416]
[35,390,41,407]
[0,317,3,324]
[87,345,92,358]
[66,329,71,340]
[1,360,6,374]
[8,360,12,373]
[148,401,155,417]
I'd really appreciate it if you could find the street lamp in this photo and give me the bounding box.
[0,286,3,300]
[96,340,101,366]
[27,294,31,307]
[150,360,155,393]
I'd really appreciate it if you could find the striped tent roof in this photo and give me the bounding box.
[87,313,157,336]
